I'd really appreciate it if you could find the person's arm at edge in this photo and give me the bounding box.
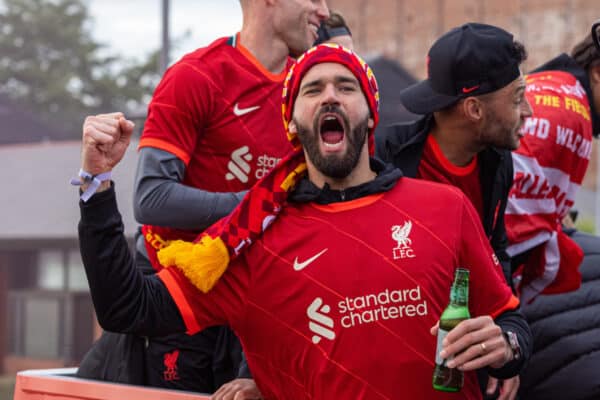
[79,182,186,337]
[493,155,514,288]
[134,147,246,231]
[495,210,513,288]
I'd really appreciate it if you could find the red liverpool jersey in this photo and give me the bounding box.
[139,34,293,267]
[505,71,591,301]
[418,134,484,220]
[159,178,518,400]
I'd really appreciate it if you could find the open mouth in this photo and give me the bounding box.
[319,114,345,147]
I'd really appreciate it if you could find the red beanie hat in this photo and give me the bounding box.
[282,43,380,153]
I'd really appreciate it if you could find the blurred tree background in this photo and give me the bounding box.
[0,0,161,138]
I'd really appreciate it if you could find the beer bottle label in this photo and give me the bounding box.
[435,328,450,365]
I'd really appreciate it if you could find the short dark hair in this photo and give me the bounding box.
[571,33,600,70]
[511,40,528,65]
[324,11,349,31]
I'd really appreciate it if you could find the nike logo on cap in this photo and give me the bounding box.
[233,103,260,116]
[462,85,480,94]
[293,248,328,271]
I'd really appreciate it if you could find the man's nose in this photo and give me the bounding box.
[521,96,533,118]
[320,84,340,106]
[315,0,330,22]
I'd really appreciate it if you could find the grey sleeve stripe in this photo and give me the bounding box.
[133,147,245,231]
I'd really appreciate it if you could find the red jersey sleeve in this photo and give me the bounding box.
[157,257,250,334]
[139,61,213,165]
[457,193,520,318]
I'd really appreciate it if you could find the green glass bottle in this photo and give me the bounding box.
[432,268,470,392]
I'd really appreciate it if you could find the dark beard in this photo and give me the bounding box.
[294,106,370,179]
[479,104,522,151]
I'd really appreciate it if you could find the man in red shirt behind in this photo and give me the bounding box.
[76,45,530,399]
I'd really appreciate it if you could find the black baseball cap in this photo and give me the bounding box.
[400,23,522,115]
[315,24,352,46]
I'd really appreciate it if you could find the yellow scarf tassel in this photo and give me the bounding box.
[157,235,230,293]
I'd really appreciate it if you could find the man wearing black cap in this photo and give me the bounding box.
[376,23,532,400]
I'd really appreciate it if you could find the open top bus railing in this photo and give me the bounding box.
[13,368,211,400]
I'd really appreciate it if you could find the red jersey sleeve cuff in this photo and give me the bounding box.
[490,294,520,319]
[158,267,203,334]
[138,137,191,165]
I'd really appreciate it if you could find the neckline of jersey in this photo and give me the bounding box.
[231,33,289,82]
[427,133,478,176]
[309,192,385,213]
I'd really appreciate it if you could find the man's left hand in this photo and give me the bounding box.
[431,315,513,371]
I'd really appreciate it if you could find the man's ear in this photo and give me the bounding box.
[368,118,374,128]
[589,64,600,116]
[590,64,600,84]
[462,97,485,122]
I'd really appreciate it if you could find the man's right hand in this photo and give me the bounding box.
[81,112,135,176]
[210,378,263,400]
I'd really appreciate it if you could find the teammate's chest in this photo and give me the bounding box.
[189,83,291,188]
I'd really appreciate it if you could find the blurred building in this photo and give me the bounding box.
[329,0,598,77]
[0,137,138,375]
[0,95,68,145]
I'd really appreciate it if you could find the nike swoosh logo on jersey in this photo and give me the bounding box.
[293,248,328,271]
[233,103,261,116]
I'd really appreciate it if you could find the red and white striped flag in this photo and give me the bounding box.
[506,70,591,302]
